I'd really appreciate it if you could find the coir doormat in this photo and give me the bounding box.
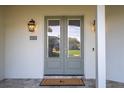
[40,78,85,86]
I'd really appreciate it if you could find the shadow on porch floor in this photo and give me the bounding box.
[0,79,124,88]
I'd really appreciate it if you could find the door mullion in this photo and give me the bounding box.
[60,17,64,73]
[61,16,66,74]
[64,17,68,74]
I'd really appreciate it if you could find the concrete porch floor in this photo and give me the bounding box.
[0,76,124,88]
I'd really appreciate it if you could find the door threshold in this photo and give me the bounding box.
[43,75,85,79]
[44,74,84,76]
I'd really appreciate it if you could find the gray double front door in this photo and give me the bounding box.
[44,16,84,75]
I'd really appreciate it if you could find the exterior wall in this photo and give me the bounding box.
[2,5,124,83]
[106,6,124,83]
[0,6,4,80]
[4,6,96,79]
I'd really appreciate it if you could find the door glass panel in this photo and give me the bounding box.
[68,20,81,57]
[47,20,60,57]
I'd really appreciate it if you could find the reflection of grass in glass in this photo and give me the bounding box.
[49,50,80,57]
[69,50,80,57]
[52,51,59,57]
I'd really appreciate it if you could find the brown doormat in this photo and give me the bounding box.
[40,78,85,86]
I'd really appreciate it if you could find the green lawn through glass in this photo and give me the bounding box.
[68,50,80,57]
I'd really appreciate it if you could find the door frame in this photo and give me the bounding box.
[44,16,84,76]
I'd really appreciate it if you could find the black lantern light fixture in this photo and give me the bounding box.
[28,19,36,32]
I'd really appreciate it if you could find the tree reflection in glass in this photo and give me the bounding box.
[68,20,81,57]
[48,20,60,57]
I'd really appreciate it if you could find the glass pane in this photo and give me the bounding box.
[68,20,81,57]
[47,20,60,57]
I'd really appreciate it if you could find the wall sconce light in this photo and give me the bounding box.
[28,19,36,32]
[91,20,96,32]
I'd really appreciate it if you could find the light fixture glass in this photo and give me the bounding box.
[91,20,96,32]
[28,19,36,32]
